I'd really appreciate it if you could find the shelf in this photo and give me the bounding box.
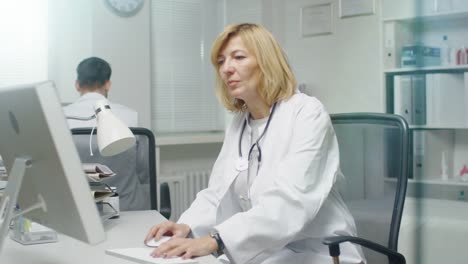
[382,7,468,194]
[384,65,468,74]
[408,178,468,187]
[409,125,468,130]
[383,10,468,23]
[156,131,224,146]
[385,177,468,187]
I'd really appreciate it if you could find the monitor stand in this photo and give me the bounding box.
[0,157,47,253]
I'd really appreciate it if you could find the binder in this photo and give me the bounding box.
[426,74,436,126]
[383,21,413,69]
[412,130,425,179]
[394,74,426,126]
[411,75,426,125]
[425,73,465,127]
[383,22,398,69]
[394,75,412,124]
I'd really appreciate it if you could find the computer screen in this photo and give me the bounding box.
[0,81,105,252]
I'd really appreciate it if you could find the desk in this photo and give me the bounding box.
[0,210,221,264]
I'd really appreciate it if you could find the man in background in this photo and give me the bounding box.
[63,56,138,128]
[64,57,143,211]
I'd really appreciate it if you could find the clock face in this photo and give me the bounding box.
[105,0,145,17]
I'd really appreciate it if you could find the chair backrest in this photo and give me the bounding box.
[71,127,157,211]
[330,113,409,263]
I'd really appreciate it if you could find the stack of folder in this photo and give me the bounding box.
[393,74,426,126]
[426,73,466,127]
[394,73,467,127]
[83,163,116,202]
[0,157,7,180]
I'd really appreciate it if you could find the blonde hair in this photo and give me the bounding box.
[210,23,297,112]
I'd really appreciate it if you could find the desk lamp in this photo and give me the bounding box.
[65,100,135,156]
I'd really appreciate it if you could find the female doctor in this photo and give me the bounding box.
[145,23,365,264]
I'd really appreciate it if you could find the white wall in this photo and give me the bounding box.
[282,0,383,113]
[92,0,152,129]
[48,0,93,103]
[262,0,286,45]
[224,0,383,113]
[48,0,152,128]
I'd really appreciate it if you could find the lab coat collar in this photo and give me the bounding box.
[243,103,276,120]
[76,92,107,103]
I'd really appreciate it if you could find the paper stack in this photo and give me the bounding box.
[0,156,7,180]
[82,163,116,202]
[83,163,116,182]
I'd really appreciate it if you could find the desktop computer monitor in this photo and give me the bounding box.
[0,81,105,252]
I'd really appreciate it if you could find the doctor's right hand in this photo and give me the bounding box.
[144,221,191,244]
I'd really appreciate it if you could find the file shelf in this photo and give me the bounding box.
[385,177,468,187]
[384,65,468,74]
[410,125,468,129]
[382,1,468,191]
[383,10,468,24]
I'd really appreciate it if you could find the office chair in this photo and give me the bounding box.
[323,113,409,264]
[71,128,171,218]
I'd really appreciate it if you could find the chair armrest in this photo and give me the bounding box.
[323,236,406,264]
[159,182,171,219]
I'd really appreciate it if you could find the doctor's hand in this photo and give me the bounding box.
[150,236,218,259]
[144,221,191,243]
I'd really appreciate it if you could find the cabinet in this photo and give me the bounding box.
[382,1,468,198]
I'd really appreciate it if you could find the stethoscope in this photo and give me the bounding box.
[235,103,277,206]
[236,102,277,172]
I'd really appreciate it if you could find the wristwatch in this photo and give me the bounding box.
[209,230,225,255]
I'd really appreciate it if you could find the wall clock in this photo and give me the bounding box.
[104,0,144,17]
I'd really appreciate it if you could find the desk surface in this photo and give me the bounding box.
[0,210,220,264]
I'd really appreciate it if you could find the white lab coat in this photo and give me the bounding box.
[62,92,138,129]
[178,92,365,264]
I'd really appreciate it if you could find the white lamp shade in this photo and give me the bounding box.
[94,100,135,156]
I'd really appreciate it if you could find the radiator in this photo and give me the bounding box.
[159,170,211,221]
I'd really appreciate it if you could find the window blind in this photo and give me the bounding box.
[150,0,224,133]
[0,0,48,87]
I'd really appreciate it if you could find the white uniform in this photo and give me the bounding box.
[63,92,142,210]
[178,92,365,264]
[62,92,138,129]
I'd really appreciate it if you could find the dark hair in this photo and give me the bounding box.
[76,57,112,88]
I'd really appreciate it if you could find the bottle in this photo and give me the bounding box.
[457,46,467,65]
[441,151,448,180]
[441,35,452,66]
[466,47,468,64]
